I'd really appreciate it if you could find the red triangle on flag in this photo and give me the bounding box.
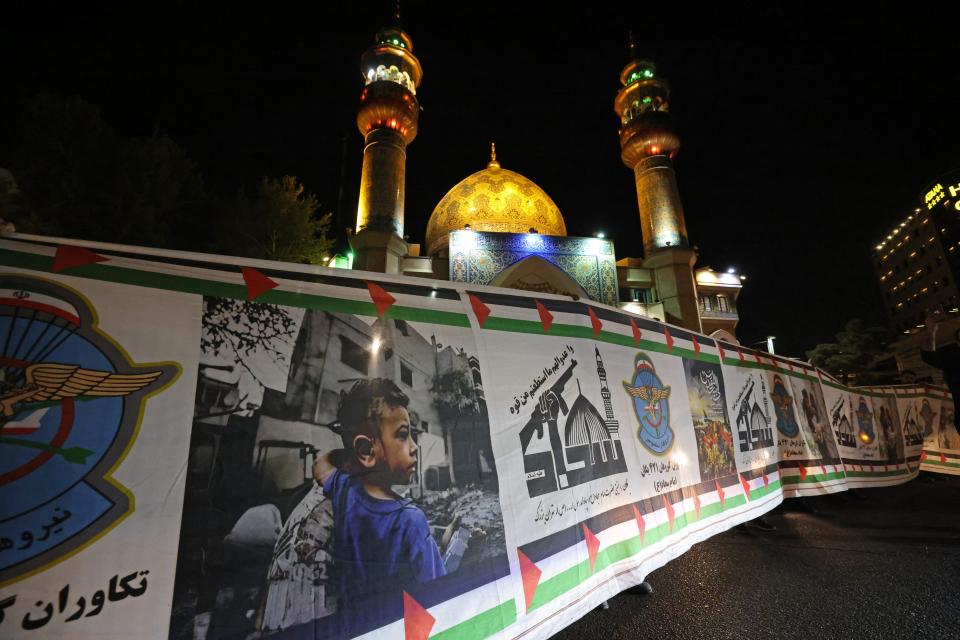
[664,327,674,352]
[771,357,779,369]
[798,463,808,481]
[754,353,763,364]
[816,369,824,383]
[739,474,751,500]
[241,267,278,301]
[737,348,745,362]
[581,524,600,574]
[762,471,769,489]
[692,491,701,518]
[517,550,542,612]
[662,494,675,532]
[366,281,396,316]
[587,307,602,337]
[883,464,889,473]
[535,301,554,333]
[717,344,726,362]
[787,360,794,372]
[940,453,947,464]
[921,451,927,462]
[632,505,646,545]
[715,480,725,509]
[630,318,641,346]
[468,293,491,327]
[692,335,700,356]
[52,245,108,273]
[821,464,828,478]
[403,591,435,640]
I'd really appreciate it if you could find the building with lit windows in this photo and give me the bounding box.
[346,15,742,341]
[873,170,960,335]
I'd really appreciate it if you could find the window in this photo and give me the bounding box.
[716,295,729,312]
[700,295,712,311]
[340,336,369,374]
[400,362,413,386]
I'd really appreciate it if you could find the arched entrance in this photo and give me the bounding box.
[490,256,589,299]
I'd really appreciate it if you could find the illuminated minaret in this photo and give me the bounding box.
[350,10,422,273]
[614,41,702,331]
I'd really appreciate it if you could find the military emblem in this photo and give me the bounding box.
[623,353,673,454]
[769,375,799,437]
[0,275,178,586]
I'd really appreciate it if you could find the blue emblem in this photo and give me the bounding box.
[623,353,673,454]
[769,375,799,437]
[0,275,178,586]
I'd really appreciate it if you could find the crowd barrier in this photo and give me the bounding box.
[0,235,956,639]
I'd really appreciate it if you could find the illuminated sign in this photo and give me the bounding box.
[922,175,960,211]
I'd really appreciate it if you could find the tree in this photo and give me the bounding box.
[0,95,209,249]
[217,176,334,264]
[805,318,894,385]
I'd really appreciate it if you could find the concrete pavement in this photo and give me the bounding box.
[554,476,960,640]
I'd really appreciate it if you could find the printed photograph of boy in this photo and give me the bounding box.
[168,299,506,640]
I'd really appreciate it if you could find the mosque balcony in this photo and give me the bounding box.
[620,301,665,322]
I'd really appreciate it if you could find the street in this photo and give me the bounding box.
[554,476,960,640]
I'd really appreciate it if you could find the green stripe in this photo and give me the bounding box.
[921,459,960,469]
[482,317,716,362]
[844,469,909,477]
[528,482,781,613]
[717,356,821,385]
[430,600,517,640]
[781,471,847,484]
[0,248,470,327]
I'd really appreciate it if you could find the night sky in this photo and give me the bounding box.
[4,2,959,357]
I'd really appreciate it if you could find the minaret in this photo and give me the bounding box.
[595,347,619,434]
[614,40,701,331]
[350,8,422,273]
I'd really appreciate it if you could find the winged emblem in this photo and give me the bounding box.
[624,384,671,403]
[1,363,163,418]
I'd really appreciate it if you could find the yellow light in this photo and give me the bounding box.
[371,337,382,353]
[859,433,871,443]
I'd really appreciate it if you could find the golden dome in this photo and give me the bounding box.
[424,145,567,256]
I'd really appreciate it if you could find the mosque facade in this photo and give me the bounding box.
[347,18,741,342]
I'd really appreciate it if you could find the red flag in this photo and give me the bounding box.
[366,282,396,316]
[632,505,646,545]
[52,245,107,273]
[241,267,277,301]
[715,480,725,509]
[582,524,600,574]
[692,335,700,356]
[535,301,553,333]
[662,494,675,532]
[630,318,641,346]
[692,491,701,518]
[664,327,674,352]
[517,550,542,612]
[587,307,602,337]
[468,293,491,327]
[403,592,435,640]
[739,474,751,500]
[798,463,808,481]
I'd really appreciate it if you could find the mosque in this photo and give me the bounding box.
[346,17,742,342]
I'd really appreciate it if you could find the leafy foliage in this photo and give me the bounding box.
[215,176,334,264]
[805,318,893,385]
[201,298,300,386]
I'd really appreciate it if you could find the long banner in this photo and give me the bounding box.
[0,236,956,639]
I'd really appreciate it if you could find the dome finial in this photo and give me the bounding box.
[488,141,500,169]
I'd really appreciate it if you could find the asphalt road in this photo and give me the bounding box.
[553,475,960,640]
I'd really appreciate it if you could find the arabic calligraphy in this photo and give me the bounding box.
[533,479,629,525]
[510,345,575,415]
[1,569,149,630]
[636,460,680,478]
[0,508,72,553]
[699,370,723,405]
